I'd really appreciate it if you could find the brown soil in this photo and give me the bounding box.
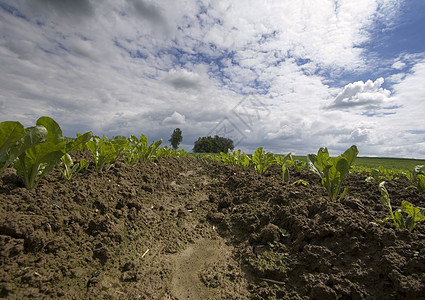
[0,156,424,299]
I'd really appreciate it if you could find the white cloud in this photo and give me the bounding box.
[163,111,186,125]
[0,0,423,158]
[328,78,391,110]
[392,60,406,70]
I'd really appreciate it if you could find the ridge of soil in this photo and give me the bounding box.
[0,157,424,299]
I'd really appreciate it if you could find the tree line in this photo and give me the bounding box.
[169,128,234,153]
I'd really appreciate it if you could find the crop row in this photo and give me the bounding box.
[1,116,424,231]
[0,116,188,189]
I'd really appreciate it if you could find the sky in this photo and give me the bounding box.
[0,0,425,158]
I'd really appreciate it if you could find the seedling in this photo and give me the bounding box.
[252,147,275,175]
[57,153,89,181]
[378,181,425,232]
[308,145,358,201]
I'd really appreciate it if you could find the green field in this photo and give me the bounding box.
[192,153,425,171]
[293,155,425,170]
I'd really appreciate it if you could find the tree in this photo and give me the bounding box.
[193,135,234,153]
[169,128,183,150]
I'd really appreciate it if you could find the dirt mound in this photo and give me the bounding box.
[0,157,424,299]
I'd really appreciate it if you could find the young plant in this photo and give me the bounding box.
[14,117,92,189]
[252,147,275,175]
[219,149,250,169]
[412,165,425,192]
[86,136,117,172]
[14,117,67,189]
[307,145,358,201]
[275,153,293,183]
[378,181,425,232]
[57,153,89,181]
[0,121,47,174]
[139,135,163,162]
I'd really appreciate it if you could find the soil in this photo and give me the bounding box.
[0,156,425,299]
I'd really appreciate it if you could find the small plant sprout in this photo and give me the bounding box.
[252,147,276,175]
[57,153,89,181]
[308,145,359,202]
[378,181,425,232]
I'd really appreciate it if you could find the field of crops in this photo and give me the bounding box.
[1,117,425,299]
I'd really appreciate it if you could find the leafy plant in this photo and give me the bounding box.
[57,153,89,181]
[219,149,251,169]
[275,153,293,183]
[120,134,164,165]
[86,136,118,171]
[411,165,425,192]
[307,145,358,201]
[252,147,275,175]
[378,181,425,232]
[14,117,92,189]
[14,117,66,189]
[139,135,163,162]
[0,121,47,174]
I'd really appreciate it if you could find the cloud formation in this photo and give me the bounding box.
[163,111,186,125]
[0,0,424,158]
[328,78,391,110]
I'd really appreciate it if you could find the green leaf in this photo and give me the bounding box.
[400,201,425,222]
[336,157,349,176]
[62,152,73,167]
[379,181,394,219]
[36,116,64,146]
[282,166,289,183]
[416,174,425,192]
[394,209,404,229]
[65,131,93,152]
[0,121,26,155]
[14,117,66,189]
[1,124,47,174]
[79,159,89,170]
[341,145,359,167]
[338,187,348,200]
[252,147,263,165]
[404,215,414,232]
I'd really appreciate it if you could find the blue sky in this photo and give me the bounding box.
[0,0,424,158]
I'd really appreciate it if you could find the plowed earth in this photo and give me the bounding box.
[0,156,424,299]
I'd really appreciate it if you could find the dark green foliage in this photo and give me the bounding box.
[193,135,234,153]
[169,128,183,150]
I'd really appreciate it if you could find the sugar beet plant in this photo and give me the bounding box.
[378,181,425,232]
[308,145,359,201]
[1,116,190,189]
[13,117,92,189]
[0,121,48,175]
[219,149,251,169]
[252,147,275,175]
[411,165,425,192]
[86,135,130,172]
[57,153,89,181]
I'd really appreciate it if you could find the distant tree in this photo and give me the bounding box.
[193,135,234,153]
[169,128,183,150]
